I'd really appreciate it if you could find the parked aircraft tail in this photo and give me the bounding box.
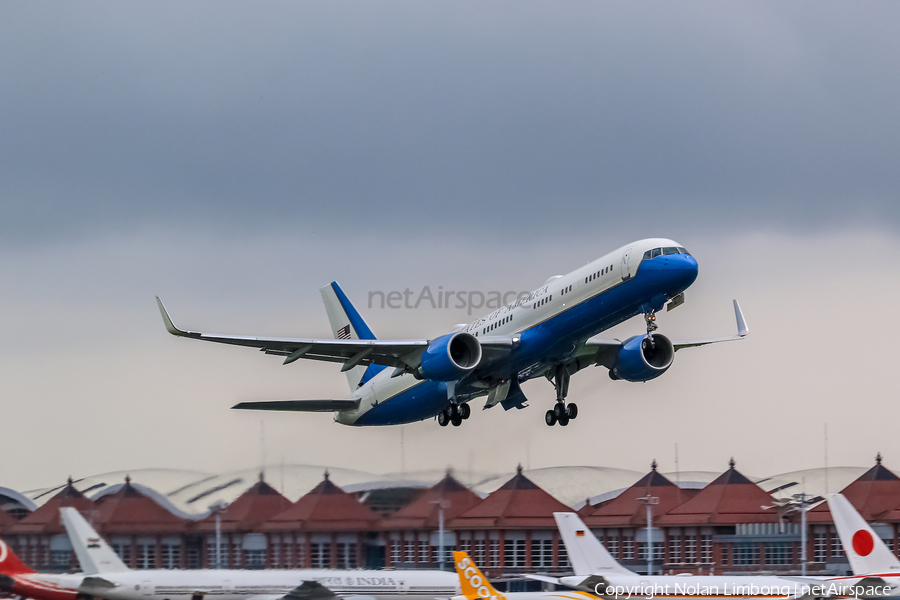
[554,512,636,576]
[0,538,34,575]
[320,282,384,391]
[61,507,129,574]
[453,551,503,600]
[827,494,900,576]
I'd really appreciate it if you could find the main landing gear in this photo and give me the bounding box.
[438,402,471,427]
[545,364,578,426]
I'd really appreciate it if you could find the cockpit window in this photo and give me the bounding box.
[643,246,692,260]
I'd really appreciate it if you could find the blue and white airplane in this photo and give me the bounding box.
[156,238,747,427]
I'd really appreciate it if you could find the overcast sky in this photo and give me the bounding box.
[2,1,899,493]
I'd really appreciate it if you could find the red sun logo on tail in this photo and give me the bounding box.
[852,530,875,556]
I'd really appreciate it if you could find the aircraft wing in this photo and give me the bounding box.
[157,297,516,373]
[672,299,749,350]
[232,399,360,412]
[579,299,748,366]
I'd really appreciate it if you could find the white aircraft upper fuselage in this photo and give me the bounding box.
[158,238,746,426]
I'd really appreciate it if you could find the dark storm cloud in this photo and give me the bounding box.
[2,1,899,245]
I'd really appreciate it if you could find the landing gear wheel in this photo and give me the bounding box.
[553,403,565,419]
[545,410,557,426]
[566,403,578,419]
[438,410,450,427]
[451,415,463,427]
[558,414,570,426]
[459,403,471,420]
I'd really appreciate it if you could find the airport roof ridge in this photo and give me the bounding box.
[196,472,292,532]
[7,477,95,535]
[386,470,482,529]
[91,476,189,533]
[263,471,381,531]
[657,458,778,525]
[584,460,692,526]
[810,454,900,522]
[450,466,570,528]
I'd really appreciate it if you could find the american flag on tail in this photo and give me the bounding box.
[336,324,351,339]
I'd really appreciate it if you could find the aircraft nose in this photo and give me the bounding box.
[670,253,698,289]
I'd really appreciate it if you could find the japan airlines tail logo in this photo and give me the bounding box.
[453,551,501,600]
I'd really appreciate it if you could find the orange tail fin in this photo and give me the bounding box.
[453,551,502,600]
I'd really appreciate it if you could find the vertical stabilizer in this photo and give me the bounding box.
[61,507,129,574]
[554,512,636,576]
[320,282,383,391]
[827,494,900,575]
[453,551,504,600]
[0,537,35,574]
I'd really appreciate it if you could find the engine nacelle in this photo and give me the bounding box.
[418,332,482,381]
[610,333,675,382]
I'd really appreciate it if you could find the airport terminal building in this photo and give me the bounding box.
[3,457,900,578]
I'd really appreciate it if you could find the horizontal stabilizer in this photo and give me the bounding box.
[232,399,360,412]
[524,574,561,585]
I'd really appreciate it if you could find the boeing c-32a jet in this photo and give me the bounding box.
[157,238,747,428]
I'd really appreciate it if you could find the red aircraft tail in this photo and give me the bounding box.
[0,538,35,575]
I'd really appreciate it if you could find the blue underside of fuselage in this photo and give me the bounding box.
[352,254,697,426]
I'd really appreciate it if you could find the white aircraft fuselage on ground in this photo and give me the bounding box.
[54,508,459,600]
[158,238,747,427]
[78,569,459,600]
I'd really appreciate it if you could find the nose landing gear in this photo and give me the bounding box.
[644,310,658,347]
[545,364,578,426]
[438,402,471,427]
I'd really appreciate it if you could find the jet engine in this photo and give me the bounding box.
[609,333,674,382]
[418,332,482,381]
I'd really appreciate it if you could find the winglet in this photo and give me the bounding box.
[733,300,749,337]
[155,297,199,338]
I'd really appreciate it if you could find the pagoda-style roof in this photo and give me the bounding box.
[386,471,482,530]
[8,478,95,536]
[585,461,689,526]
[264,472,381,532]
[92,476,188,534]
[196,473,292,532]
[657,459,777,525]
[810,454,900,523]
[450,466,570,529]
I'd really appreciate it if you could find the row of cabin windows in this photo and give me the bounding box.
[642,246,691,260]
[532,295,552,309]
[560,284,573,295]
[585,265,614,284]
[482,314,513,335]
